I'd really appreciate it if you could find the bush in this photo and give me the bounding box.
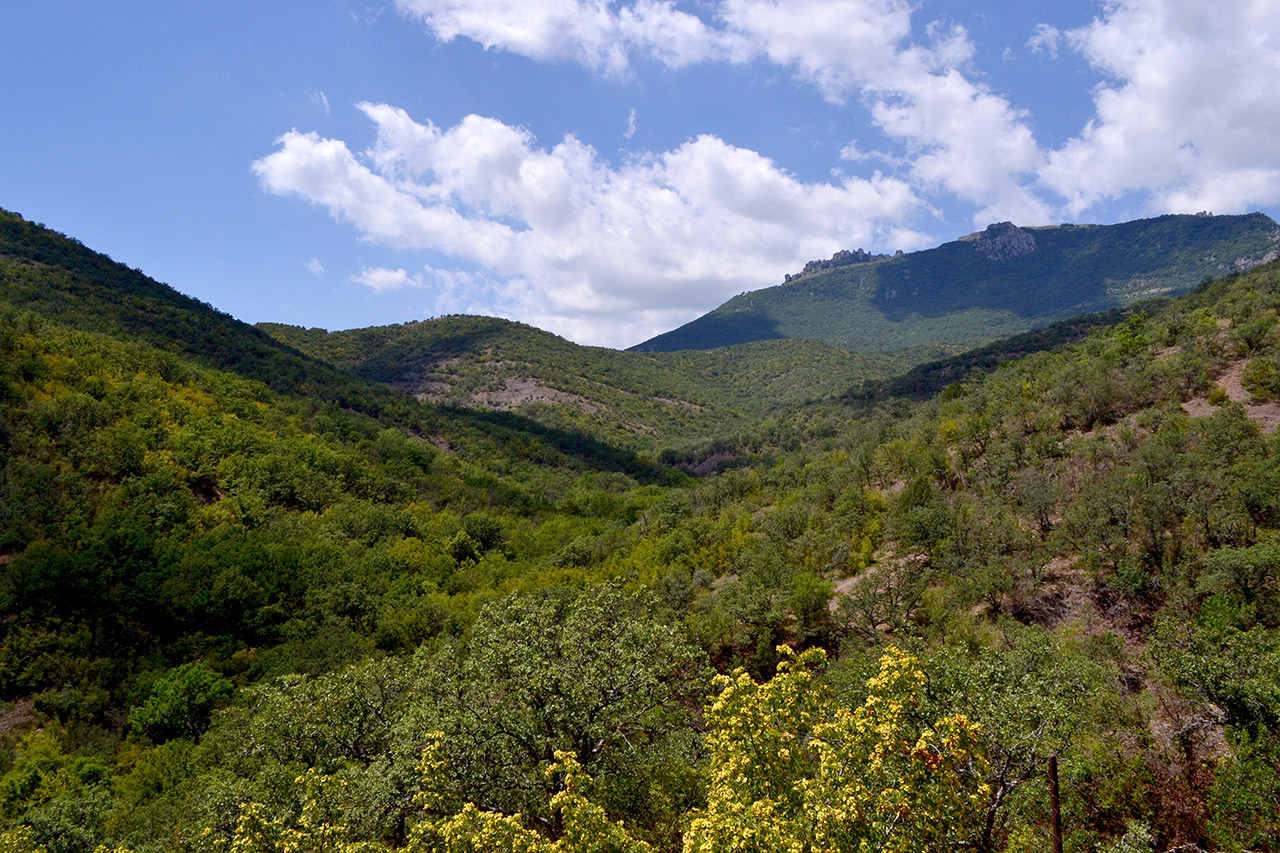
[129,662,233,742]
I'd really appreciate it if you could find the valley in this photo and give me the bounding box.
[0,207,1278,852]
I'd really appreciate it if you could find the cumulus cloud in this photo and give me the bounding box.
[871,60,1050,226]
[393,0,1048,227]
[394,0,909,97]
[306,257,325,275]
[389,0,1280,225]
[1041,0,1280,216]
[716,0,912,101]
[394,0,728,74]
[254,104,926,347]
[724,8,1050,225]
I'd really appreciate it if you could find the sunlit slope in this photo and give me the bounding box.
[0,208,680,479]
[259,316,923,442]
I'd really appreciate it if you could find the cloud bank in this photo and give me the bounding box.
[1043,0,1280,216]
[255,104,924,346]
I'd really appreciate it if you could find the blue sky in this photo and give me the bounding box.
[4,1,1279,348]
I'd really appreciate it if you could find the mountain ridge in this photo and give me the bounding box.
[632,212,1280,352]
[256,315,922,445]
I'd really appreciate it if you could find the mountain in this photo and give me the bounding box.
[632,212,1280,352]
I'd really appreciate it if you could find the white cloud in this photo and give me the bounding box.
[394,0,726,75]
[394,0,1047,226]
[1026,24,1061,59]
[254,105,927,347]
[871,60,1050,226]
[312,91,331,115]
[716,0,913,101]
[306,257,325,275]
[624,107,637,139]
[839,141,872,162]
[253,126,517,257]
[618,0,735,67]
[722,9,1051,225]
[393,0,912,100]
[351,266,428,292]
[389,0,1280,226]
[1040,0,1280,216]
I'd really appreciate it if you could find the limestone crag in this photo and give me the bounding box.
[975,221,1037,261]
[785,247,899,282]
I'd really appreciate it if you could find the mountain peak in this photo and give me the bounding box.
[784,247,898,283]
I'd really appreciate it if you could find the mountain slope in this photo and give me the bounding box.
[0,208,395,406]
[633,212,1280,353]
[0,208,683,481]
[258,316,923,443]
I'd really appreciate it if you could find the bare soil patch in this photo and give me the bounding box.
[473,377,600,413]
[1181,358,1280,431]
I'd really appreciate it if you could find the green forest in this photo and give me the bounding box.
[1,207,1279,852]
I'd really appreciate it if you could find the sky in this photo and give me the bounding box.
[3,1,1280,349]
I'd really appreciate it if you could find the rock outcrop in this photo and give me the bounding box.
[975,221,1037,261]
[785,247,895,282]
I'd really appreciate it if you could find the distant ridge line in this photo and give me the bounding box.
[631,212,1280,354]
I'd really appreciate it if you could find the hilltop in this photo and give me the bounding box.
[633,212,1280,352]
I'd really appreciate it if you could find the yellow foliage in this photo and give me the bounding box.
[209,648,985,853]
[685,645,987,853]
[0,826,46,853]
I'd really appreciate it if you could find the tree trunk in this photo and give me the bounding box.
[1049,755,1063,853]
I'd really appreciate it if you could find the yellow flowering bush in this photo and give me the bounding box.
[685,645,987,853]
[199,647,985,853]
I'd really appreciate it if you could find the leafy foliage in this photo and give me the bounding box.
[688,645,987,853]
[175,646,988,853]
[129,663,233,742]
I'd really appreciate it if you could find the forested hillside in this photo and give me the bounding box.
[257,317,917,444]
[1,211,1279,852]
[635,212,1280,353]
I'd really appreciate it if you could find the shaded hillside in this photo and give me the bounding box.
[259,317,920,443]
[0,208,362,402]
[634,212,1279,353]
[848,304,1143,402]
